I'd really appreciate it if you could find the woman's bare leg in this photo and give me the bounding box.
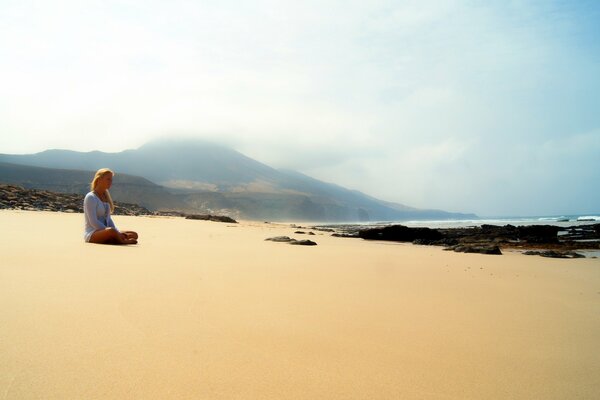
[89,228,137,245]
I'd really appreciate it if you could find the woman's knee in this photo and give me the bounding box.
[106,228,121,237]
[89,227,120,243]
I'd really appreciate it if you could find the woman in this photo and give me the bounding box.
[84,168,138,244]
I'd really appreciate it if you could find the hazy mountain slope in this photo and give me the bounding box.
[276,169,418,213]
[0,162,185,211]
[0,139,477,221]
[277,169,478,220]
[0,139,283,189]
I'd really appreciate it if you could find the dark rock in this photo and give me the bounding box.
[523,251,540,256]
[446,245,502,255]
[289,239,317,246]
[295,231,306,234]
[332,233,359,238]
[437,238,459,246]
[358,225,443,242]
[517,225,560,244]
[412,238,431,245]
[523,250,585,259]
[265,236,295,242]
[468,245,502,255]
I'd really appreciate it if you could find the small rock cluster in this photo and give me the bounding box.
[0,183,150,215]
[265,236,317,246]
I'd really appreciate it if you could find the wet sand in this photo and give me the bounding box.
[1,210,599,399]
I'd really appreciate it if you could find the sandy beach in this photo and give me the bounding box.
[1,210,599,399]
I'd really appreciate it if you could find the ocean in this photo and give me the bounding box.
[319,215,600,230]
[392,215,600,229]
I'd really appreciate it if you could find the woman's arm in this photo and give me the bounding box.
[107,214,119,231]
[84,194,108,231]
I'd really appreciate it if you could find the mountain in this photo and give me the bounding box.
[0,139,283,190]
[0,139,477,221]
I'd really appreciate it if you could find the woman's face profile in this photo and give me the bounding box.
[97,173,113,190]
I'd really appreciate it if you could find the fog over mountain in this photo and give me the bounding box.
[0,139,476,222]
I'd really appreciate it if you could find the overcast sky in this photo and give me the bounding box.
[1,0,599,216]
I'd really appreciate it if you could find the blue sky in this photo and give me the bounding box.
[1,0,599,216]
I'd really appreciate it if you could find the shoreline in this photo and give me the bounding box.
[3,206,599,258]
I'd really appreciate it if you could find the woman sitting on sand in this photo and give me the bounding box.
[84,168,138,244]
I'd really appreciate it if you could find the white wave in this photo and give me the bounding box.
[577,216,599,221]
[538,216,572,222]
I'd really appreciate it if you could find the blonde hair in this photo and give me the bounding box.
[91,168,115,213]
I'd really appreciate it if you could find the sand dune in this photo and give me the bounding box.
[1,210,599,399]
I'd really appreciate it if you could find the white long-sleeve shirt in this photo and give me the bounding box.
[83,191,118,242]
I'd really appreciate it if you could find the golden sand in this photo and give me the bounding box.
[1,210,599,399]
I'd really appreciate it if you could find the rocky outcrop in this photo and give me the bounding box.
[437,224,560,245]
[516,225,561,244]
[444,245,502,255]
[354,223,599,247]
[0,184,150,215]
[321,222,600,256]
[523,250,585,259]
[357,225,443,242]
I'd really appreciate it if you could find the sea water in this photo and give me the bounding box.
[326,215,600,230]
